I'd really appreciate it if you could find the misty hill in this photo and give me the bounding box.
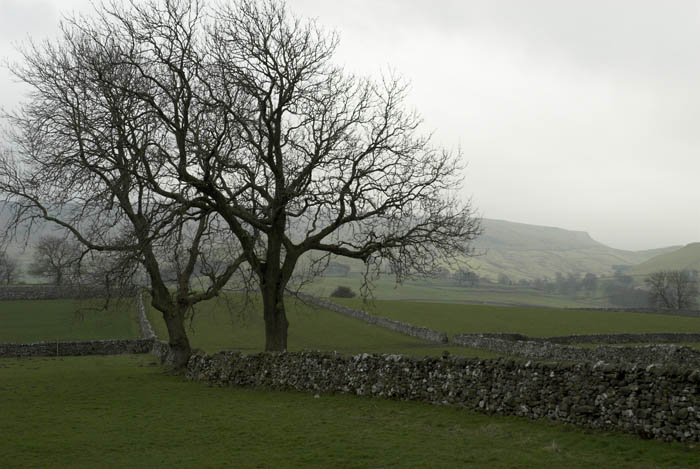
[2,198,684,285]
[627,243,700,277]
[467,219,680,281]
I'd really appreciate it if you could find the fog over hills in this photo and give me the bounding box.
[468,219,682,282]
[628,243,700,277]
[1,200,691,284]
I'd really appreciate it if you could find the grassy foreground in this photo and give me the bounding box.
[2,355,698,468]
[0,298,139,343]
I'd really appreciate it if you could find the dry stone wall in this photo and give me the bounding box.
[571,307,700,318]
[544,332,700,344]
[451,334,700,367]
[295,293,448,343]
[136,292,156,340]
[0,291,157,358]
[459,332,700,345]
[185,350,700,442]
[0,338,154,357]
[0,285,131,301]
[303,295,700,366]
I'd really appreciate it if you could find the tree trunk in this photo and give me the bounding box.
[262,281,289,352]
[162,309,192,369]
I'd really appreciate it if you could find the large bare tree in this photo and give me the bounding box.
[0,3,245,367]
[2,0,480,352]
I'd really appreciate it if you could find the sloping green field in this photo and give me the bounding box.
[145,294,700,359]
[304,275,605,308]
[145,295,497,358]
[2,355,699,468]
[0,298,139,343]
[331,298,700,338]
[3,297,700,467]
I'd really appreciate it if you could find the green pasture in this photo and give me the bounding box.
[0,298,139,343]
[145,295,497,358]
[304,275,606,308]
[331,298,700,338]
[146,292,700,359]
[1,355,698,468]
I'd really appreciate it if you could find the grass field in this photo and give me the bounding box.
[146,295,499,358]
[2,354,698,468]
[145,293,700,360]
[303,275,606,308]
[0,298,139,343]
[330,298,700,338]
[4,296,700,467]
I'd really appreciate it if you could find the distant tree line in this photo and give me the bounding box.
[602,271,648,308]
[490,271,600,296]
[645,270,699,310]
[0,251,20,284]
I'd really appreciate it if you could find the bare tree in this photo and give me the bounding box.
[646,270,699,310]
[28,235,80,285]
[0,2,246,367]
[454,267,479,287]
[168,0,481,350]
[2,0,481,353]
[0,251,20,284]
[581,272,598,294]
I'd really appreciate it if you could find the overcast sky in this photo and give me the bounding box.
[2,0,699,250]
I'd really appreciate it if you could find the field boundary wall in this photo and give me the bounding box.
[0,284,132,301]
[451,334,700,367]
[184,349,700,443]
[0,291,157,358]
[569,307,700,318]
[295,292,448,343]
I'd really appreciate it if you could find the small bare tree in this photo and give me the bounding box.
[645,270,699,310]
[28,235,80,285]
[0,251,20,284]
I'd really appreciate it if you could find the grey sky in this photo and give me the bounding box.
[2,0,699,250]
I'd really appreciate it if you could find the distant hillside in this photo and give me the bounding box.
[467,219,680,281]
[474,219,604,251]
[3,199,686,285]
[628,243,700,276]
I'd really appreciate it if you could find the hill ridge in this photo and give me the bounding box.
[467,219,682,281]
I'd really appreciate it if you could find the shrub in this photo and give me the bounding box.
[330,286,356,298]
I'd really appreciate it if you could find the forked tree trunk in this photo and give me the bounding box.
[162,309,192,369]
[262,280,289,352]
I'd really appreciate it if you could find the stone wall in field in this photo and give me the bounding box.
[0,285,132,301]
[295,293,448,344]
[0,338,155,357]
[451,334,700,367]
[185,350,700,443]
[571,307,700,318]
[135,292,156,340]
[0,291,158,359]
[456,332,700,345]
[542,332,700,344]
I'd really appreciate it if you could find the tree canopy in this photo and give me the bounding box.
[1,0,481,353]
